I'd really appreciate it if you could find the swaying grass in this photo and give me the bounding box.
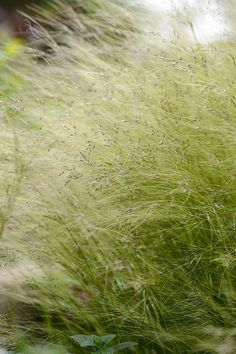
[0,3,235,354]
[26,0,137,52]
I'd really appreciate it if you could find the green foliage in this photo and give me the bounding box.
[0,39,23,65]
[0,2,235,354]
[71,334,116,348]
[71,334,137,353]
[29,0,136,51]
[1,333,136,354]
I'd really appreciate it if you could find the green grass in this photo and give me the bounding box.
[0,4,235,354]
[27,0,136,52]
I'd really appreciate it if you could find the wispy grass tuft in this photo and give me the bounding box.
[0,2,235,353]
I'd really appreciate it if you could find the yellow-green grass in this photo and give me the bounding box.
[0,9,235,354]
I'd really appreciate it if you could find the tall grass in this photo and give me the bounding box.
[0,2,235,353]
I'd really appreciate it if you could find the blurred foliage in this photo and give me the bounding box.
[24,0,136,46]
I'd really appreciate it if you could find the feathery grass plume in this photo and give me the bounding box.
[0,38,27,242]
[22,0,137,57]
[0,2,235,354]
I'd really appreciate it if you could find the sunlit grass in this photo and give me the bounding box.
[0,3,235,353]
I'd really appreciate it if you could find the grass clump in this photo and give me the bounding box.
[26,0,137,55]
[0,3,235,354]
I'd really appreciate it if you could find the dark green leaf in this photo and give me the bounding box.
[95,335,116,346]
[71,335,100,347]
[71,334,116,348]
